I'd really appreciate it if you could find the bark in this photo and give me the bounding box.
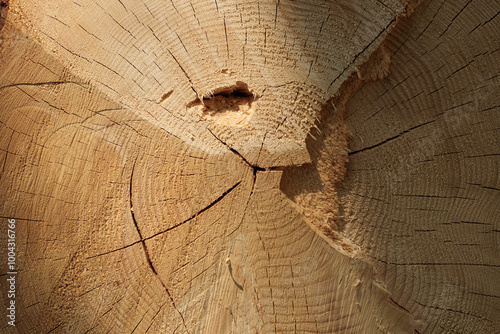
[0,0,498,333]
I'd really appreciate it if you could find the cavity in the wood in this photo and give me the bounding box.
[159,90,173,103]
[187,81,259,127]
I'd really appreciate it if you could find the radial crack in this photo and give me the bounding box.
[129,159,190,333]
[328,18,395,90]
[348,120,435,156]
[0,80,86,90]
[145,180,242,240]
[206,128,265,171]
[129,160,159,273]
[85,240,142,259]
[228,169,257,236]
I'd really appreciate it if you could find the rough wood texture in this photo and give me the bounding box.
[0,0,498,333]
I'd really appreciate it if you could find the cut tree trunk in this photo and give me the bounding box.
[0,0,498,333]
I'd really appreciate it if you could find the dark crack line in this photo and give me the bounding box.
[469,291,500,299]
[468,183,500,191]
[0,215,42,222]
[176,33,189,55]
[46,323,62,334]
[223,15,229,59]
[376,0,395,13]
[169,0,180,14]
[275,88,301,132]
[145,180,241,241]
[206,128,265,171]
[129,160,158,274]
[348,120,435,156]
[256,132,268,165]
[129,159,190,333]
[441,220,490,226]
[85,240,142,260]
[389,297,411,314]
[145,301,167,333]
[106,12,136,41]
[131,310,148,334]
[439,0,473,38]
[40,30,91,62]
[78,23,102,42]
[228,170,257,237]
[0,132,13,185]
[415,301,493,323]
[166,49,199,97]
[374,256,500,267]
[328,18,395,90]
[150,264,189,333]
[130,160,143,240]
[26,302,40,309]
[392,193,475,200]
[45,14,69,27]
[82,324,99,334]
[0,80,86,90]
[78,283,105,298]
[99,296,124,320]
[94,59,125,79]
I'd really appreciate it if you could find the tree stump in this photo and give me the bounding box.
[0,0,498,332]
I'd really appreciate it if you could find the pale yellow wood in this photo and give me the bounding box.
[0,0,498,333]
[339,1,500,333]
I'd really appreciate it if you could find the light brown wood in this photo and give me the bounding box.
[0,0,498,333]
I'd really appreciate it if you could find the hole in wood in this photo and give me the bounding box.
[159,90,173,102]
[187,81,258,127]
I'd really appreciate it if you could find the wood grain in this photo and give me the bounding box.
[0,0,498,333]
